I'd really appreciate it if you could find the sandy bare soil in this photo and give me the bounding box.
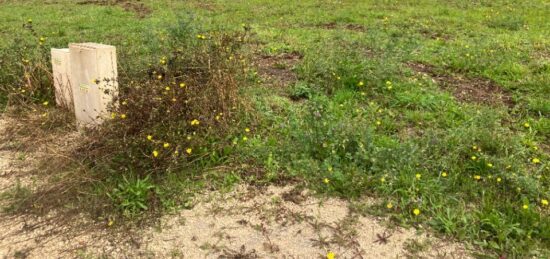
[0,117,471,258]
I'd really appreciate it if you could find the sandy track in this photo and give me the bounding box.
[0,117,471,258]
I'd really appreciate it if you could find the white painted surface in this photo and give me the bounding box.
[69,43,118,127]
[51,48,73,110]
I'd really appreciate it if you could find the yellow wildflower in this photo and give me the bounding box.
[532,158,541,164]
[380,177,385,183]
[542,199,548,206]
[441,172,447,177]
[242,136,248,141]
[327,251,335,259]
[471,156,477,161]
[487,163,493,168]
[497,177,502,182]
[147,135,153,141]
[120,114,127,119]
[357,81,364,87]
[386,202,393,209]
[165,86,171,91]
[186,148,192,154]
[245,128,251,133]
[179,83,186,88]
[474,175,481,180]
[376,120,381,126]
[415,173,421,180]
[43,101,49,106]
[163,143,170,148]
[413,208,420,216]
[523,122,530,128]
[323,178,330,184]
[153,150,159,157]
[522,204,529,210]
[190,119,200,126]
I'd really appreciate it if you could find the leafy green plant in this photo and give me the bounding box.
[108,176,155,217]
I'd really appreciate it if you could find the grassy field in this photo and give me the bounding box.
[0,0,549,257]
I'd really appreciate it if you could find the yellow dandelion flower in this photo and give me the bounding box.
[474,175,481,180]
[386,202,393,209]
[245,128,250,133]
[323,178,330,184]
[472,145,478,150]
[242,136,248,141]
[497,177,502,182]
[532,158,541,164]
[542,199,548,206]
[107,220,114,227]
[327,251,335,259]
[522,204,529,210]
[153,150,159,157]
[42,101,49,106]
[165,86,171,91]
[186,148,192,154]
[380,177,385,183]
[190,119,200,126]
[523,122,530,128]
[157,75,163,80]
[122,101,127,105]
[120,114,127,119]
[215,115,221,120]
[415,173,421,179]
[147,135,153,141]
[376,120,381,126]
[487,163,493,168]
[111,113,117,119]
[471,156,477,161]
[441,172,447,177]
[413,208,420,216]
[179,83,186,88]
[357,81,364,87]
[163,143,170,148]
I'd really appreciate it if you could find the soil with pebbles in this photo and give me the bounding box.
[0,117,471,258]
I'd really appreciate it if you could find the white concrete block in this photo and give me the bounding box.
[51,48,73,110]
[69,43,118,127]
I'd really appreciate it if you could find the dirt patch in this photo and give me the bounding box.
[0,116,471,258]
[408,62,514,107]
[191,1,219,12]
[317,22,366,32]
[77,0,152,19]
[254,51,302,88]
[140,185,470,258]
[417,28,451,41]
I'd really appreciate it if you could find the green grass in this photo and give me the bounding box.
[0,0,549,257]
